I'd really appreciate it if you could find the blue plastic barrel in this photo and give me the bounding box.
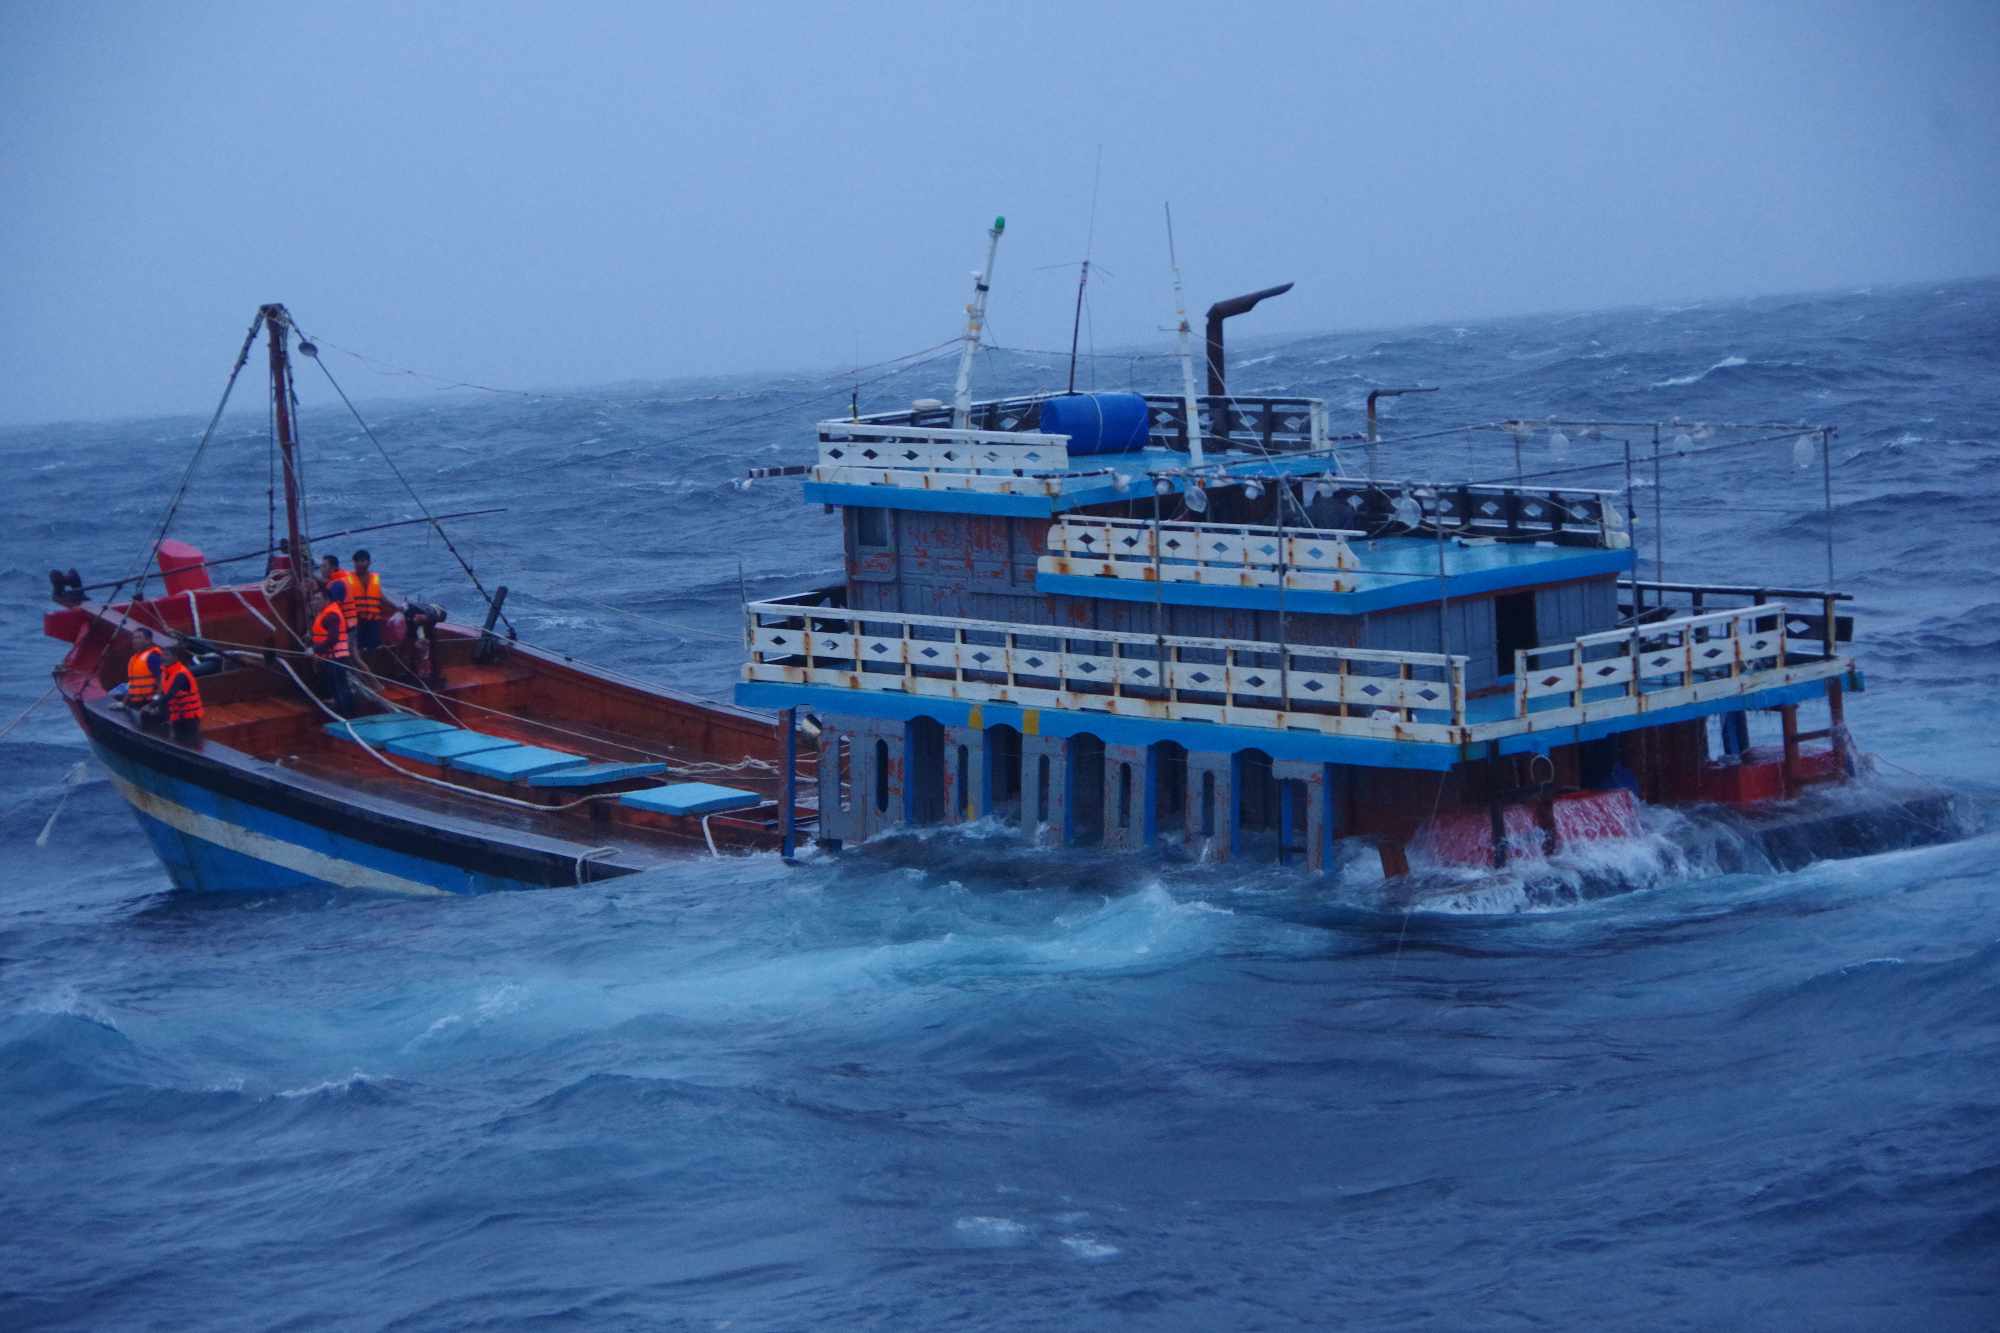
[1038,393,1150,455]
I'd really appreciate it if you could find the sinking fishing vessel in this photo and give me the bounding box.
[736,219,1950,893]
[43,225,1947,900]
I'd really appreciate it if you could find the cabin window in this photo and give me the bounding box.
[856,506,890,548]
[1495,591,1539,677]
[873,738,889,813]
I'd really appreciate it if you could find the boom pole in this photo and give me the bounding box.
[951,217,1005,430]
[1165,203,1205,467]
[261,304,311,637]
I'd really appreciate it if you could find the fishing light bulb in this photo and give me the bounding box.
[1549,430,1570,460]
[1392,496,1421,527]
[1793,434,1816,469]
[1243,479,1264,501]
[1112,472,1131,492]
[1155,477,1173,496]
[1186,485,1209,514]
[1672,432,1693,456]
[1605,506,1626,531]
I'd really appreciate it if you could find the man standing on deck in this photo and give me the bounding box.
[320,553,355,609]
[312,581,356,715]
[349,549,394,657]
[152,640,204,743]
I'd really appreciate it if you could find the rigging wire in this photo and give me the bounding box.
[293,321,518,636]
[126,309,266,604]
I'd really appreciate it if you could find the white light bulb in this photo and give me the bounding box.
[1155,478,1173,496]
[1243,480,1264,501]
[1793,434,1816,469]
[1672,432,1693,456]
[1187,485,1209,514]
[1550,431,1570,460]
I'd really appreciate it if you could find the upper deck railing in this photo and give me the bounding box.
[1325,479,1625,547]
[742,590,1855,748]
[813,393,1330,490]
[1042,515,1364,592]
[744,593,1468,742]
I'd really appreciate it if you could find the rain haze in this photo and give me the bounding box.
[3,0,1997,426]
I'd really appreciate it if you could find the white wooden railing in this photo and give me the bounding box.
[1041,516,1364,592]
[1511,605,1809,726]
[744,600,1469,740]
[814,422,1072,493]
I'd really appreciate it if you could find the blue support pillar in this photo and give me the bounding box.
[1142,747,1160,846]
[1320,762,1342,877]
[1228,751,1246,854]
[1278,778,1296,865]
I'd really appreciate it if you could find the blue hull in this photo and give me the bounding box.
[78,707,615,895]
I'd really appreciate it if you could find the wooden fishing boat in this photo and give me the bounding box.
[43,305,810,895]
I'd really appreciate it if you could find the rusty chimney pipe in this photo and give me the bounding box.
[1204,282,1294,398]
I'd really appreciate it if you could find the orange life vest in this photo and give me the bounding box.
[326,568,357,605]
[161,661,203,723]
[126,646,163,705]
[312,600,350,659]
[351,571,383,622]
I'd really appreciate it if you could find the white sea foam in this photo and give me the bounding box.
[276,1069,383,1099]
[954,1216,1029,1244]
[1060,1235,1121,1260]
[1651,354,1747,388]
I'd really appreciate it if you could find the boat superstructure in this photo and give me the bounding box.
[737,234,1882,883]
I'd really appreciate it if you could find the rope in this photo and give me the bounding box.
[119,310,265,607]
[0,684,58,743]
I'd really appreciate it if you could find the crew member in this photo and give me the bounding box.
[402,599,447,688]
[124,629,165,720]
[154,641,205,742]
[312,580,356,714]
[320,553,356,608]
[349,549,394,655]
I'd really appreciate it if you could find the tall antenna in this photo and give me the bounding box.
[952,216,1006,430]
[1165,203,1205,467]
[1066,145,1104,396]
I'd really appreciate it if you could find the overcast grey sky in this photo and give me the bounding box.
[4,1,1996,425]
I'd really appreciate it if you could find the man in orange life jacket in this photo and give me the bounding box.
[313,580,356,715]
[123,628,165,724]
[153,640,205,742]
[320,554,356,608]
[348,549,394,656]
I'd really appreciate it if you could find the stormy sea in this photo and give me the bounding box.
[2,278,1996,1328]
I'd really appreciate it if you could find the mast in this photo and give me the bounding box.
[1165,204,1205,467]
[261,303,311,636]
[951,217,1005,430]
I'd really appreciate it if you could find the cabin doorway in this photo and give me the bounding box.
[1235,748,1280,858]
[906,717,946,825]
[1150,741,1187,843]
[1496,591,1538,678]
[986,724,1023,824]
[1068,734,1106,846]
